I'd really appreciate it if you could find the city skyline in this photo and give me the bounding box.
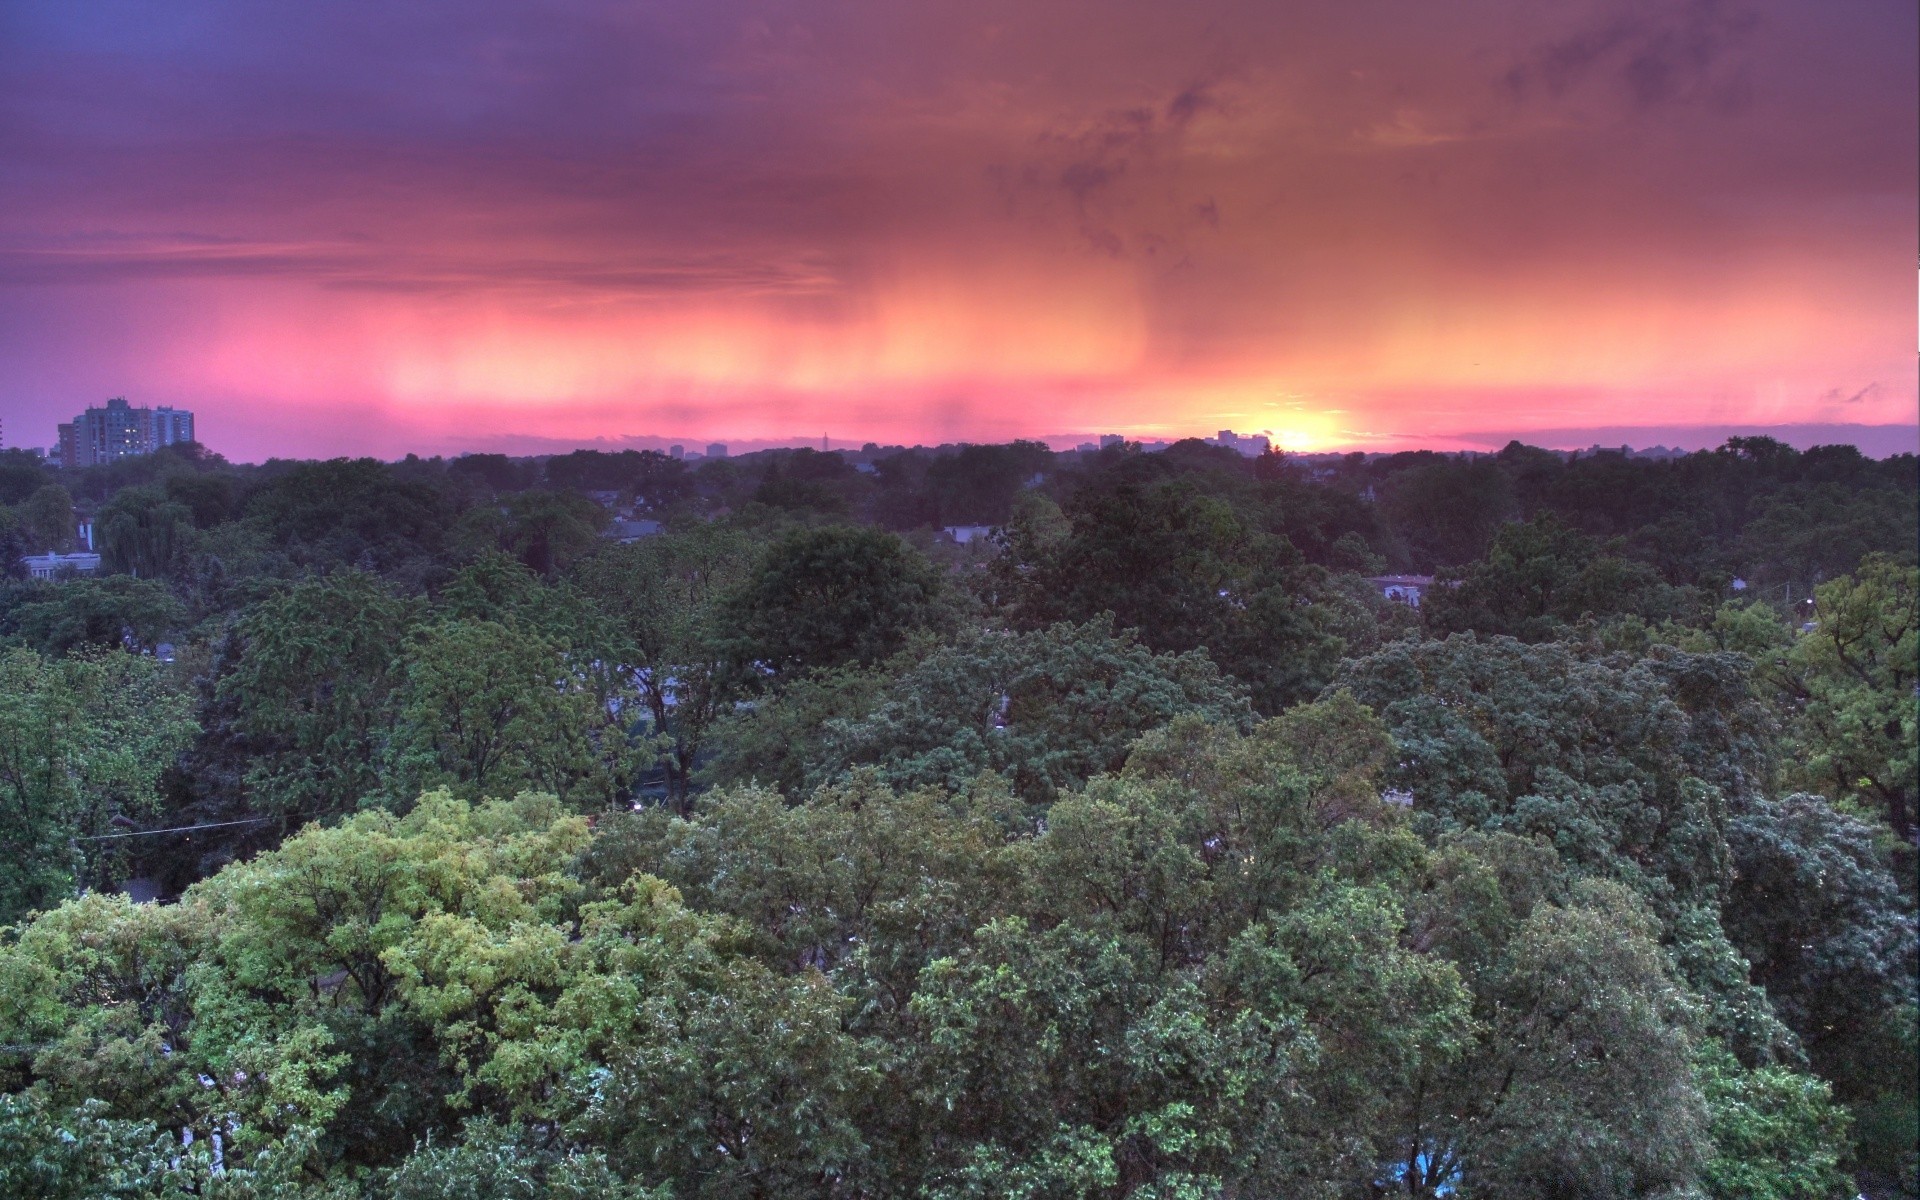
[12,401,1920,465]
[1,0,1915,462]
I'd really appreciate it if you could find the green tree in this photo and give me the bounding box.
[728,525,957,676]
[384,1118,663,1200]
[922,441,1054,525]
[1394,881,1709,1198]
[219,572,415,823]
[1723,792,1917,1179]
[1423,513,1688,640]
[569,525,758,810]
[498,490,607,578]
[2,575,183,655]
[814,618,1253,804]
[17,485,74,554]
[0,647,195,923]
[241,458,459,580]
[1783,554,1918,841]
[699,661,892,797]
[1376,456,1513,570]
[0,449,49,508]
[993,477,1361,712]
[389,618,643,808]
[0,1092,327,1200]
[0,508,31,581]
[1334,635,1760,913]
[1694,1041,1854,1200]
[96,485,194,580]
[582,775,1012,1008]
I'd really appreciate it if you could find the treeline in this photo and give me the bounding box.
[0,434,1913,1199]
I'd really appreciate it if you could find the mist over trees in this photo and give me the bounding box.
[0,434,1913,1199]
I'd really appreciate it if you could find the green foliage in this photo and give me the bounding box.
[728,524,957,676]
[1695,1041,1853,1200]
[0,1093,302,1200]
[0,436,1913,1197]
[18,485,74,554]
[241,458,458,580]
[0,647,196,922]
[922,441,1053,525]
[496,490,607,578]
[1,575,184,655]
[1737,483,1919,586]
[446,452,534,494]
[568,524,759,809]
[384,1119,664,1200]
[1783,554,1918,840]
[1421,880,1709,1197]
[1334,634,1761,913]
[389,619,644,809]
[813,618,1253,803]
[698,660,891,796]
[219,572,416,822]
[0,449,50,508]
[751,447,858,514]
[1424,513,1691,640]
[0,508,27,582]
[1723,794,1917,1111]
[1377,455,1513,570]
[97,485,195,580]
[993,476,1362,712]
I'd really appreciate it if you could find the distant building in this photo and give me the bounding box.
[1212,429,1271,457]
[1367,574,1435,607]
[608,518,664,543]
[670,444,685,460]
[22,551,102,580]
[1099,434,1125,449]
[942,525,994,545]
[149,406,195,449]
[706,443,729,459]
[55,398,195,469]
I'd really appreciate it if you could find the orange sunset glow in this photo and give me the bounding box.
[1,0,1914,459]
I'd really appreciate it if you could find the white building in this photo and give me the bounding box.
[23,551,102,580]
[1367,574,1434,607]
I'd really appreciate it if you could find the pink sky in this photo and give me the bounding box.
[1,0,1914,461]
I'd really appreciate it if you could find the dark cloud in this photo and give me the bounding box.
[1012,82,1230,255]
[1504,0,1760,109]
[1165,84,1219,125]
[0,236,839,297]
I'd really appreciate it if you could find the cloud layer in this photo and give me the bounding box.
[0,0,1913,459]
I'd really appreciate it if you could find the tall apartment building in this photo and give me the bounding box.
[55,398,196,469]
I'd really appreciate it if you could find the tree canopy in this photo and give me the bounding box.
[0,434,1912,1197]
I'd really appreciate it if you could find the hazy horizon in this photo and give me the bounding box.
[49,418,1912,466]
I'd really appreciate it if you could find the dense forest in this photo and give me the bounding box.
[0,434,1913,1199]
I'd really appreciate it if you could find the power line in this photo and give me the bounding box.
[75,817,276,842]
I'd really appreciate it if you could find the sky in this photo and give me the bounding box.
[0,0,1914,462]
